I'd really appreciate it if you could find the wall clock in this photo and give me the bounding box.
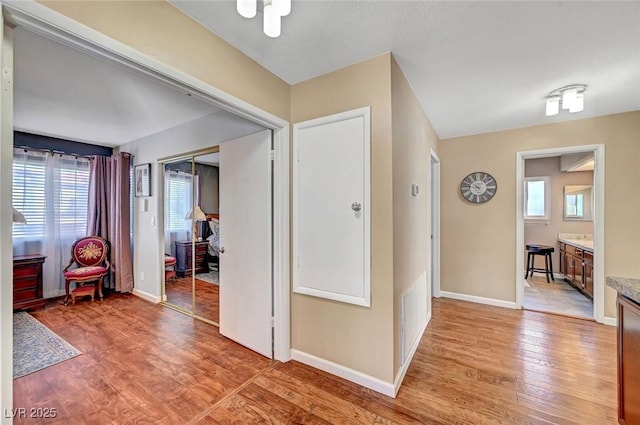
[460,171,497,204]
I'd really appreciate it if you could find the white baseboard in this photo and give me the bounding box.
[440,291,517,310]
[132,288,161,304]
[290,349,395,398]
[603,316,617,327]
[393,310,431,396]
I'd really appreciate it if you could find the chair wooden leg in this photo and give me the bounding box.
[98,276,104,300]
[64,279,71,305]
[548,253,554,281]
[525,253,531,279]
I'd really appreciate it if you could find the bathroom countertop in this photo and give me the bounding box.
[558,238,594,252]
[607,276,640,305]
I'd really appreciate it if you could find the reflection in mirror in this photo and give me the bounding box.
[164,158,195,313]
[193,151,220,324]
[564,185,593,221]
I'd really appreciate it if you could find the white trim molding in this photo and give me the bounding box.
[132,288,162,304]
[292,106,371,307]
[604,316,617,327]
[393,310,430,396]
[441,291,518,310]
[290,349,395,398]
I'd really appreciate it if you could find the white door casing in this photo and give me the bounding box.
[293,107,371,307]
[219,130,272,358]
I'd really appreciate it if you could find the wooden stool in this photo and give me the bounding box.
[71,285,96,304]
[525,244,555,283]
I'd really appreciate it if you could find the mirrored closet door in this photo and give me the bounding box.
[161,147,220,325]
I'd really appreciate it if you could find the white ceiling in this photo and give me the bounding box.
[14,27,222,147]
[170,0,640,139]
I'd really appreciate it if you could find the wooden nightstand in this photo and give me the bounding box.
[175,241,209,277]
[13,255,46,311]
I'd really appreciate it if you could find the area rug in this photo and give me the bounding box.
[195,270,219,285]
[13,312,81,379]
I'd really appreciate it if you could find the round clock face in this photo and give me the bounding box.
[460,172,497,204]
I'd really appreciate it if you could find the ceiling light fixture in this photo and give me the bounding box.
[545,84,587,116]
[237,0,291,38]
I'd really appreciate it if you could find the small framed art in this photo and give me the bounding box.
[134,163,151,197]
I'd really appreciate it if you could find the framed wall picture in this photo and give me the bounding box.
[134,163,151,197]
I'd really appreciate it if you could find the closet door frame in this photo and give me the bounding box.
[159,147,220,326]
[0,13,290,418]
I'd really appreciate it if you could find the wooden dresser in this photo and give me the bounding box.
[13,254,46,311]
[175,240,209,277]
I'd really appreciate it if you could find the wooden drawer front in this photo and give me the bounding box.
[583,251,594,264]
[13,265,39,279]
[566,245,576,255]
[14,277,38,291]
[14,288,38,302]
[558,242,566,251]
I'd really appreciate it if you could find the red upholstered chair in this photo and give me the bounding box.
[165,255,177,282]
[63,236,110,305]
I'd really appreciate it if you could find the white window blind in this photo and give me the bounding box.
[12,150,90,240]
[165,170,193,232]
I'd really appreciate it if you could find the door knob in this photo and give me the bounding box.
[351,202,362,212]
[220,247,225,253]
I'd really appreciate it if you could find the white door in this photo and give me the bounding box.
[219,130,272,358]
[293,107,370,307]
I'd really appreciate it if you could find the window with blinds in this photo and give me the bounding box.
[12,152,90,239]
[165,170,193,232]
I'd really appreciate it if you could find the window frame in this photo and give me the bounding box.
[524,176,551,222]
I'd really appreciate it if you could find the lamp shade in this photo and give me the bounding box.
[185,205,207,221]
[273,0,291,16]
[237,0,257,18]
[569,93,584,113]
[13,207,27,224]
[263,3,281,38]
[545,97,560,116]
[562,88,578,110]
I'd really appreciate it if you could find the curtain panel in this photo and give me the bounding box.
[87,153,133,293]
[12,149,89,298]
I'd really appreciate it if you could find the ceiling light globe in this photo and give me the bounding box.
[273,0,291,16]
[562,88,578,110]
[545,97,560,116]
[569,93,584,113]
[264,4,281,37]
[237,0,257,18]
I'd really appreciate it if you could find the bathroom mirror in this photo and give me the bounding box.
[564,185,593,221]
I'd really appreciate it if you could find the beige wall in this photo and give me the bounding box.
[524,157,594,269]
[290,54,395,382]
[390,57,439,375]
[39,1,290,121]
[440,111,640,318]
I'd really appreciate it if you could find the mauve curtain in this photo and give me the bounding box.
[87,153,133,293]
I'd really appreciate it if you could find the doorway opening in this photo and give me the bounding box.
[430,150,441,300]
[516,145,605,323]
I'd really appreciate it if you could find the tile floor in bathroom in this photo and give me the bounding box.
[523,274,593,319]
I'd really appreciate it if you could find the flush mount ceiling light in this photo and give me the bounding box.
[545,84,587,116]
[237,0,291,38]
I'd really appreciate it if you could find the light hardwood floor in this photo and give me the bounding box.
[14,296,617,424]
